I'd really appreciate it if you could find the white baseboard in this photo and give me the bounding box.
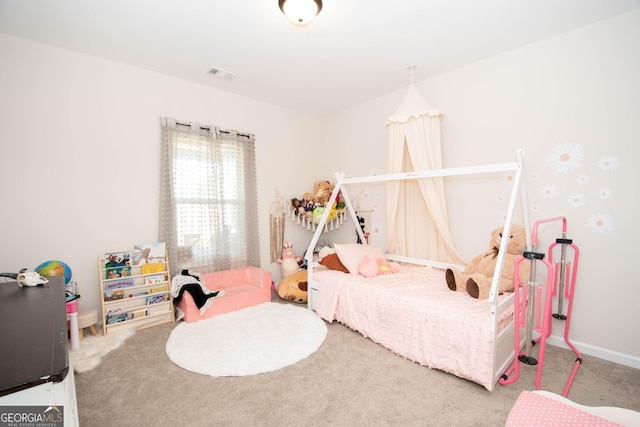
[546,336,640,370]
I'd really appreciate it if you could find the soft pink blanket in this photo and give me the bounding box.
[315,264,512,390]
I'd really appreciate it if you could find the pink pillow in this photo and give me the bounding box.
[358,255,380,278]
[334,243,385,274]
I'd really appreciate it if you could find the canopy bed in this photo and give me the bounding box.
[303,150,530,391]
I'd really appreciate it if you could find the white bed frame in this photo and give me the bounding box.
[304,149,530,391]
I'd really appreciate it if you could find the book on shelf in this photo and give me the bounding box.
[128,290,149,298]
[141,262,164,275]
[146,304,167,316]
[149,284,169,294]
[131,309,147,319]
[104,251,132,269]
[133,242,166,266]
[104,277,134,290]
[105,266,131,279]
[146,293,169,305]
[106,308,128,325]
[104,289,124,301]
[145,273,166,285]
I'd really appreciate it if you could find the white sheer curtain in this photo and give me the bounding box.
[159,118,260,274]
[385,82,465,264]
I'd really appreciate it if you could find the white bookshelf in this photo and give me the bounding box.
[98,248,174,334]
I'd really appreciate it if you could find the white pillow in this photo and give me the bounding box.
[317,245,335,261]
[334,243,385,274]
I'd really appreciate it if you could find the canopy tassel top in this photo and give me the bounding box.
[386,70,441,125]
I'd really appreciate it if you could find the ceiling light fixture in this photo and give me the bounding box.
[279,0,322,26]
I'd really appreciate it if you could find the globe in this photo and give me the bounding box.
[35,260,73,285]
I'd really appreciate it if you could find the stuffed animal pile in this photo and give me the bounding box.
[290,180,345,224]
[276,244,334,304]
[445,224,530,299]
[276,242,307,303]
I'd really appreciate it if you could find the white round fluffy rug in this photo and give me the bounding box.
[165,302,327,376]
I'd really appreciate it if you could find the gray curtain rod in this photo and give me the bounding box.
[175,121,252,139]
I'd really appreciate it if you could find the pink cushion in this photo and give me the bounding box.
[506,391,624,427]
[334,243,385,274]
[358,255,380,278]
[175,267,272,323]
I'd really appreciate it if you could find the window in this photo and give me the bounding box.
[159,118,259,274]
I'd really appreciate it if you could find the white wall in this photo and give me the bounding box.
[322,10,640,366]
[0,34,322,316]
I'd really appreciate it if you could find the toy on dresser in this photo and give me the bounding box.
[0,268,49,287]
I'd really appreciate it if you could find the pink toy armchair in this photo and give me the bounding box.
[175,266,272,323]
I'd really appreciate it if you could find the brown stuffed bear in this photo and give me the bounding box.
[277,270,308,303]
[314,180,334,207]
[445,224,530,299]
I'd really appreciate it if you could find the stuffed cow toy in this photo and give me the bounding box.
[445,224,530,299]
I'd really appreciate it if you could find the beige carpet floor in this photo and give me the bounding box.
[74,301,640,426]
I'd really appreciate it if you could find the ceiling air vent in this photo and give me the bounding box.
[209,67,236,81]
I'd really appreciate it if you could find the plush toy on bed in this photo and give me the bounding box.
[445,224,530,299]
[277,270,308,303]
[358,255,399,278]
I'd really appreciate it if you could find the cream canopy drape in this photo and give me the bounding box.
[385,81,465,264]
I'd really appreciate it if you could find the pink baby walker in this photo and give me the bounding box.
[499,216,581,397]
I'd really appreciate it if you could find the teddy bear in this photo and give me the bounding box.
[314,180,334,207]
[445,224,530,299]
[277,269,308,303]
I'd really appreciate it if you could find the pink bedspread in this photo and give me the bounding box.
[315,264,510,390]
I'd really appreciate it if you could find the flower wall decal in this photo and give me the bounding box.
[541,185,557,199]
[597,188,611,200]
[597,156,618,171]
[567,193,585,208]
[547,142,585,174]
[489,144,618,236]
[587,212,614,234]
[501,172,516,186]
[531,143,619,235]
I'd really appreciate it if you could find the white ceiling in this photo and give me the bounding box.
[1,0,639,115]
